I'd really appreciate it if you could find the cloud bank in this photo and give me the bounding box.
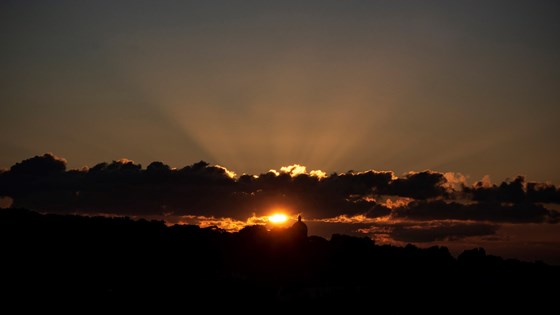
[1,153,559,244]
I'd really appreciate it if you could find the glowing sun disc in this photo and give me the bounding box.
[269,214,288,224]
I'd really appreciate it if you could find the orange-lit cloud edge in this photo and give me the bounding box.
[2,154,560,263]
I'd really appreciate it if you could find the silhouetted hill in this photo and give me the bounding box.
[1,208,558,310]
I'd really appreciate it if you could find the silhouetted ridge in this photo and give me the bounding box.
[1,208,558,309]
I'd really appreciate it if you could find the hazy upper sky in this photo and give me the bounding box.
[2,0,559,183]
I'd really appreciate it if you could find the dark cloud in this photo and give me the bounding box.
[382,171,448,199]
[9,153,66,176]
[393,200,558,223]
[466,176,560,204]
[356,220,498,243]
[0,154,559,226]
[389,222,498,243]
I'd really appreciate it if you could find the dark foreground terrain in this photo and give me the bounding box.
[1,208,558,310]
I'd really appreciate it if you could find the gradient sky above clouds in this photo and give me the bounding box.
[1,1,559,183]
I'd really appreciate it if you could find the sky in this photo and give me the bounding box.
[1,1,560,263]
[1,0,560,183]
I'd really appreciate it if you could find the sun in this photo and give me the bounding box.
[269,213,288,224]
